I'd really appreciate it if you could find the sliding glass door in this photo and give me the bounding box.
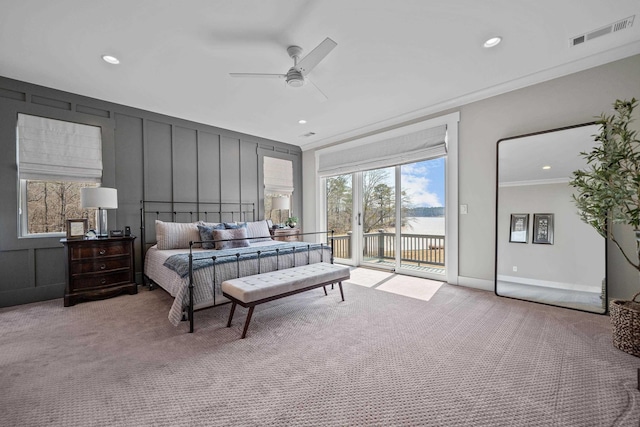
[326,174,354,264]
[398,158,445,277]
[325,158,446,279]
[361,167,396,269]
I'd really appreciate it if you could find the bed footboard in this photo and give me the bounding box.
[186,231,335,333]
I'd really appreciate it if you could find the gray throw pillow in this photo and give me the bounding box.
[213,227,250,250]
[224,222,247,230]
[197,223,225,249]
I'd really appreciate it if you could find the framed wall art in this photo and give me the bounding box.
[532,213,554,244]
[66,218,88,240]
[509,213,529,243]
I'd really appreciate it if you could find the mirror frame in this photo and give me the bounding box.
[494,122,608,314]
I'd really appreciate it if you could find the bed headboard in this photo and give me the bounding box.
[140,200,256,256]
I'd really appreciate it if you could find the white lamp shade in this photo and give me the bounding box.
[81,187,118,209]
[271,196,290,210]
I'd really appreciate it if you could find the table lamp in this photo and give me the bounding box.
[271,196,290,227]
[81,187,118,237]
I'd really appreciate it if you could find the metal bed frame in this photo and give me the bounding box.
[140,200,256,277]
[139,200,335,333]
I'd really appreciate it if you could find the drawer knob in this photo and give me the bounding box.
[100,264,106,270]
[101,279,106,285]
[99,249,106,255]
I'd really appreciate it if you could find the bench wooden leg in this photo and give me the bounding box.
[323,286,327,296]
[338,282,344,301]
[227,302,237,327]
[241,306,255,339]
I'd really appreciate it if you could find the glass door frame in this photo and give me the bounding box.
[317,112,460,285]
[394,162,447,280]
[326,161,447,282]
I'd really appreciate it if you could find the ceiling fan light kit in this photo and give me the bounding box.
[286,67,305,87]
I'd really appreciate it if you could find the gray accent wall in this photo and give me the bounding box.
[0,76,301,307]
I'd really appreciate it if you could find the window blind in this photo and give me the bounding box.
[17,114,103,182]
[263,156,294,194]
[317,124,447,177]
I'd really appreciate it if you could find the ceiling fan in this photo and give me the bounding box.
[230,37,337,99]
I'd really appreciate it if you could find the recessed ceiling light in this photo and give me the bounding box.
[542,165,551,170]
[102,55,120,65]
[298,119,307,124]
[483,36,502,48]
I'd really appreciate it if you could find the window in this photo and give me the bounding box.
[17,114,103,237]
[263,156,294,224]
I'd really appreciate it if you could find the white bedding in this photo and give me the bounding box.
[144,241,332,326]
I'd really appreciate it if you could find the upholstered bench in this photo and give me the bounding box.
[221,262,350,338]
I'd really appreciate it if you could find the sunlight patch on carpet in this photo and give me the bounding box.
[377,275,444,301]
[345,267,393,288]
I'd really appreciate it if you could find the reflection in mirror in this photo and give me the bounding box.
[495,123,606,313]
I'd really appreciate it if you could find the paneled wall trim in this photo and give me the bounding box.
[0,76,301,307]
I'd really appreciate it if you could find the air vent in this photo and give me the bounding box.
[570,15,634,47]
[300,132,316,138]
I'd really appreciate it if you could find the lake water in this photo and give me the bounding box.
[394,217,445,235]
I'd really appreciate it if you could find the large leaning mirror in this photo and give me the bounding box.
[496,123,607,314]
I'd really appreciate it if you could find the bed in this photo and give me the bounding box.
[140,201,334,331]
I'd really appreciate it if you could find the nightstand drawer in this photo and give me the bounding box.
[70,241,131,260]
[70,271,132,290]
[70,257,131,275]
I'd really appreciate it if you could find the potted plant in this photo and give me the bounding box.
[569,98,640,357]
[285,216,298,228]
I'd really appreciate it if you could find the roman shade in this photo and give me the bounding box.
[17,113,103,182]
[317,124,447,177]
[263,156,294,194]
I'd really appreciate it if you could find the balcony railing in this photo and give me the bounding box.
[331,231,445,266]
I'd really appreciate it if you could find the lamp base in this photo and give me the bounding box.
[96,208,108,237]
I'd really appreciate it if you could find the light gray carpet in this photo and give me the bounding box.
[0,280,639,426]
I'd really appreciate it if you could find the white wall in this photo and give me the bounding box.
[303,54,640,300]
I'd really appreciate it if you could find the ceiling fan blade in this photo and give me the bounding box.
[229,73,286,79]
[306,78,329,102]
[297,37,337,76]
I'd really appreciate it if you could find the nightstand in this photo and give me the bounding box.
[61,236,137,307]
[271,227,301,242]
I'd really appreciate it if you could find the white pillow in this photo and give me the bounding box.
[244,220,272,243]
[155,220,201,250]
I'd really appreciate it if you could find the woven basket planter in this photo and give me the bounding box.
[610,292,640,357]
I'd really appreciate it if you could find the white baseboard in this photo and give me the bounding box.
[497,274,601,293]
[457,276,494,292]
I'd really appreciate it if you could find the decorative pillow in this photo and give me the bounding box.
[244,220,272,243]
[199,221,223,228]
[223,222,245,229]
[213,227,250,250]
[197,223,225,249]
[155,220,201,250]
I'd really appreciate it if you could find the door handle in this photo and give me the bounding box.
[358,212,362,226]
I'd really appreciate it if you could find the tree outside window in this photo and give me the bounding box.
[24,180,97,234]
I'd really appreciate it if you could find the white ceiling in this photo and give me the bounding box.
[1,1,639,151]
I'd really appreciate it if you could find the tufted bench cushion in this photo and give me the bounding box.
[221,262,350,338]
[222,262,349,303]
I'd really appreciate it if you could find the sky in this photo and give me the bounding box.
[400,157,445,207]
